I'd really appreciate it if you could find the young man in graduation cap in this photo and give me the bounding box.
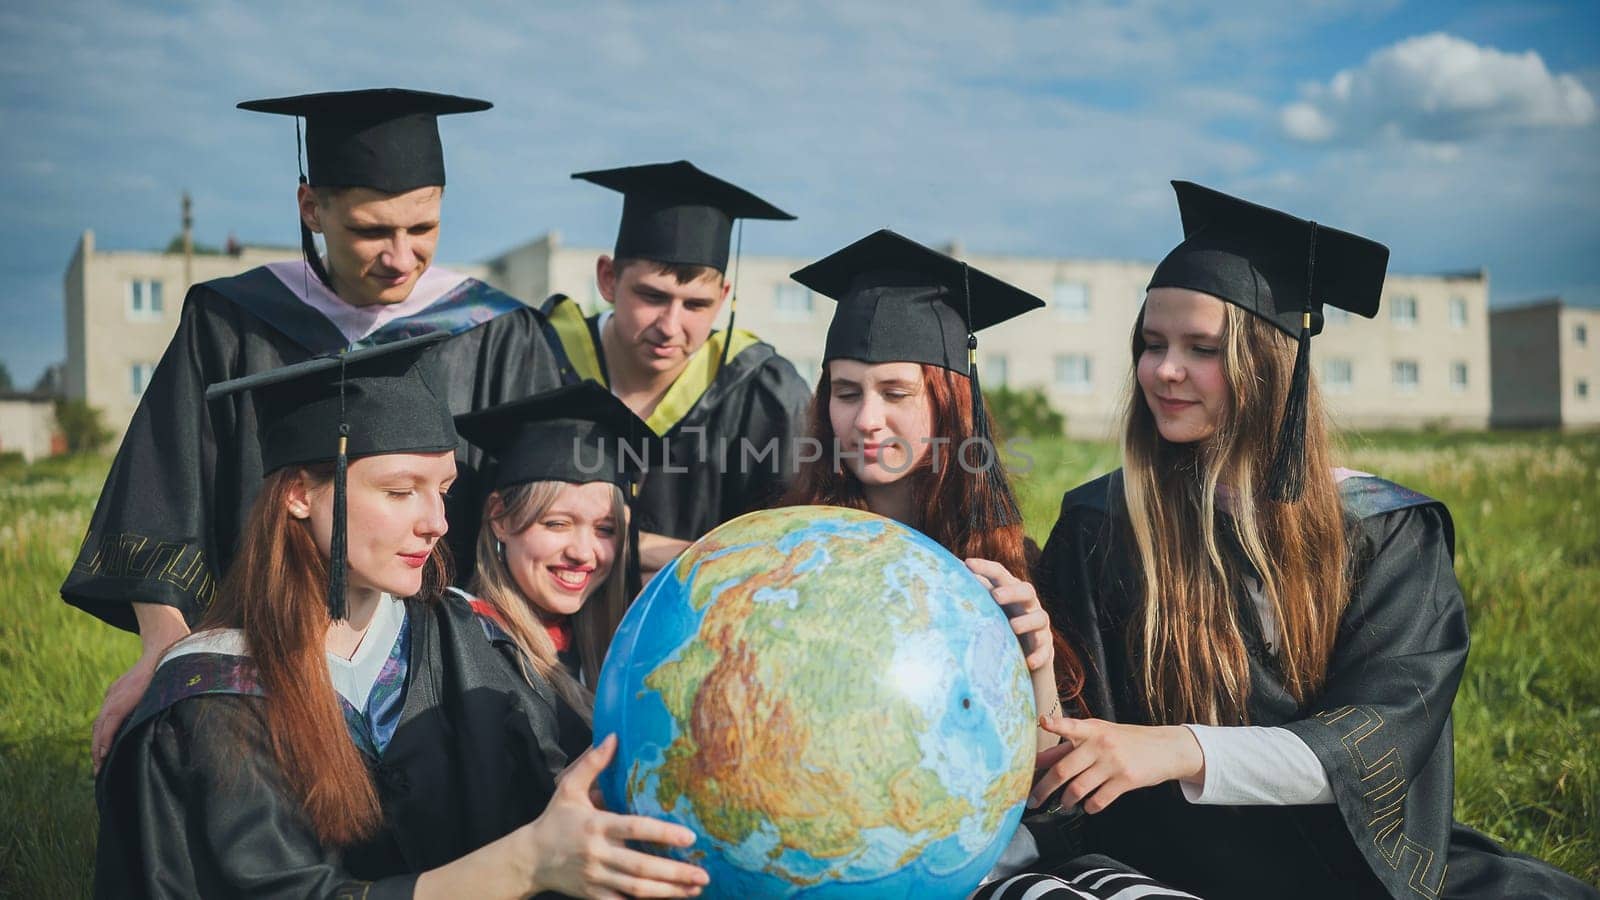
[66,88,568,770]
[544,160,813,575]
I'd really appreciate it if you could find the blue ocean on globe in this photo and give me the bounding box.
[593,505,1037,898]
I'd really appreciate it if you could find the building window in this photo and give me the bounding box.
[1578,323,1589,346]
[1054,354,1092,393]
[774,283,812,320]
[127,279,164,320]
[985,354,1009,388]
[1451,361,1469,393]
[130,362,157,397]
[1322,358,1353,393]
[1323,307,1351,326]
[1391,295,1417,328]
[1392,360,1419,393]
[1449,296,1467,328]
[1053,281,1090,321]
[1579,379,1590,400]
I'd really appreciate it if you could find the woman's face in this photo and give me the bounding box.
[295,450,456,599]
[492,481,619,618]
[827,360,935,487]
[1137,287,1231,444]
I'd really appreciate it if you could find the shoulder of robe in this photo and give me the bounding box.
[1338,474,1455,558]
[1059,469,1121,519]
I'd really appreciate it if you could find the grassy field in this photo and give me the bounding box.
[2,433,1597,895]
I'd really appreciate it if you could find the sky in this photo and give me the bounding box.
[1,0,1596,387]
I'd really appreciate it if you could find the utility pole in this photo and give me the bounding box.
[181,191,194,289]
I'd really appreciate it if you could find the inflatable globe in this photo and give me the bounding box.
[593,505,1036,898]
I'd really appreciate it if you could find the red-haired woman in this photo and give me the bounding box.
[780,234,1202,899]
[93,338,708,900]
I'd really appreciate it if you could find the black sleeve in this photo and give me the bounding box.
[1280,504,1469,899]
[94,699,415,900]
[720,355,814,522]
[62,290,235,632]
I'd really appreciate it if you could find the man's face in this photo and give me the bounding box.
[300,184,442,307]
[598,256,728,376]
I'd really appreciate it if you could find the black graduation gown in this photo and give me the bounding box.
[541,294,813,542]
[61,267,563,632]
[92,592,572,899]
[1036,471,1598,900]
[459,590,595,763]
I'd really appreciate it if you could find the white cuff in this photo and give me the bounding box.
[1180,724,1335,806]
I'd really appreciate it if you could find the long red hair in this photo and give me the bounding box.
[194,465,451,847]
[783,363,1085,710]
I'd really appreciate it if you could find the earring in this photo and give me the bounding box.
[495,539,506,561]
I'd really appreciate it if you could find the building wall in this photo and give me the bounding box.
[1489,302,1563,428]
[0,396,60,462]
[65,235,490,442]
[496,235,1493,438]
[1558,306,1600,428]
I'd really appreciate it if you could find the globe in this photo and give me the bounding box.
[593,505,1036,898]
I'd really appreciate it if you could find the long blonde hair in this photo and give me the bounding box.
[1121,301,1349,725]
[470,480,630,722]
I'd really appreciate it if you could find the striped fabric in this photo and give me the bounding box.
[972,866,1203,900]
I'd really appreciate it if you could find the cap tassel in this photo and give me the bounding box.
[624,478,643,600]
[960,263,1022,532]
[327,351,350,621]
[294,116,335,292]
[717,220,744,375]
[1266,223,1319,504]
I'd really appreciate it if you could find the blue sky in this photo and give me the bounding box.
[1,0,1596,386]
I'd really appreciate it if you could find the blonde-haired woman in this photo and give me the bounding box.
[1030,183,1593,899]
[455,381,654,758]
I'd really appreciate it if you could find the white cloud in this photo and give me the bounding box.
[1282,32,1597,144]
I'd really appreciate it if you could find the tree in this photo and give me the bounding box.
[0,359,12,393]
[984,385,1065,440]
[54,398,113,453]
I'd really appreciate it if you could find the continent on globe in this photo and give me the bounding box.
[594,506,1036,899]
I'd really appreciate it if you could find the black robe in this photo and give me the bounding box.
[93,592,573,899]
[62,267,564,631]
[1036,471,1597,900]
[541,294,813,542]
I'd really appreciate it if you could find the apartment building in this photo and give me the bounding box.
[485,233,1493,438]
[1490,299,1600,429]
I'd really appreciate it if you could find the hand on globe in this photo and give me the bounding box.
[527,735,711,899]
[965,558,1054,672]
[1028,717,1206,814]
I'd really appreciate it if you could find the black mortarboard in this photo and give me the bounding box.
[240,88,490,290]
[239,88,490,193]
[206,332,457,619]
[792,229,1045,531]
[792,229,1044,371]
[572,160,794,273]
[1148,181,1390,501]
[455,381,661,599]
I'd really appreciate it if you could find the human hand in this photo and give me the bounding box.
[1029,717,1204,814]
[966,558,1053,672]
[528,735,709,899]
[91,653,161,774]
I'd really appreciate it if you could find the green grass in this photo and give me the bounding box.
[2,436,1596,895]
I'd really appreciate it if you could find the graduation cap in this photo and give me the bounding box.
[1148,181,1390,501]
[239,88,491,289]
[455,381,662,599]
[573,160,793,273]
[791,229,1046,530]
[205,332,457,620]
[574,160,795,372]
